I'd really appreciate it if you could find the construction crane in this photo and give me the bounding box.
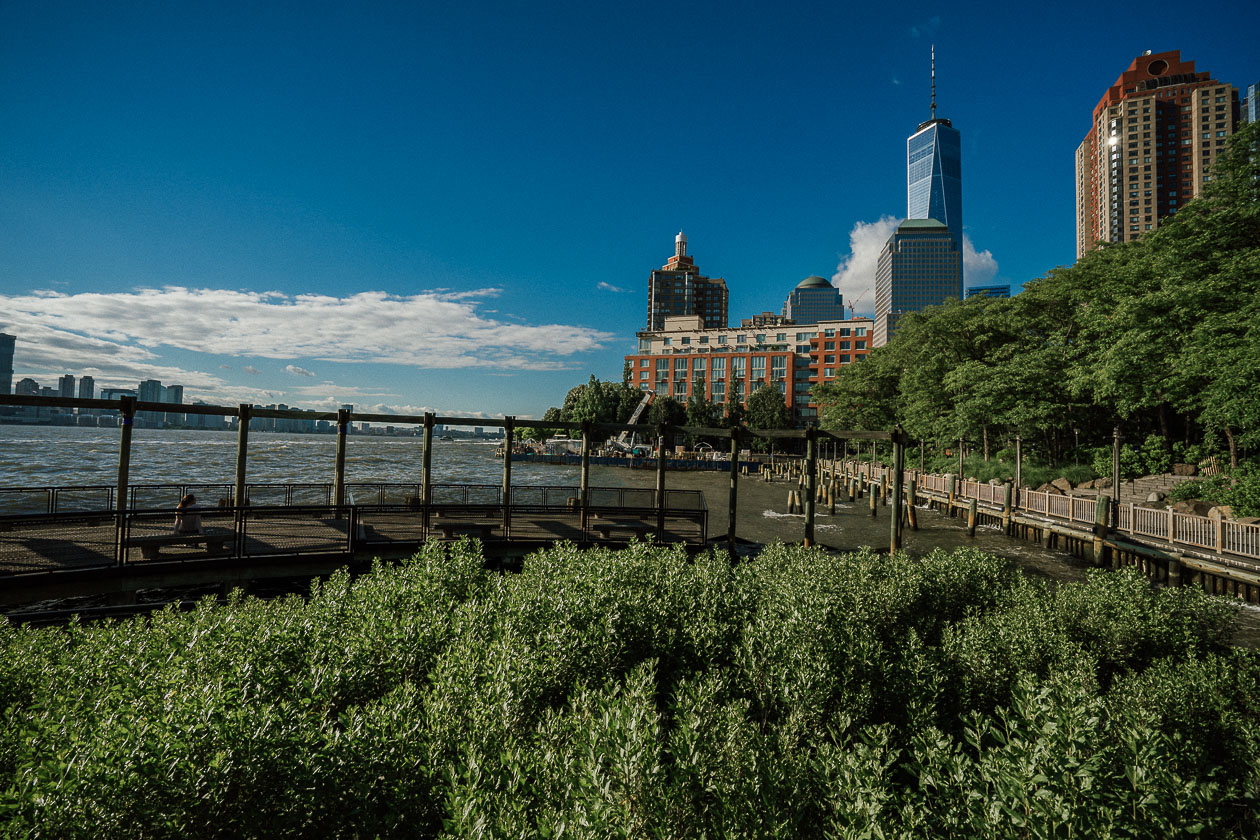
[606,391,654,454]
[846,290,867,319]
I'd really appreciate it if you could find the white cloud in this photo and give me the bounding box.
[598,282,629,293]
[831,219,1002,313]
[962,235,999,287]
[0,287,613,375]
[242,365,262,375]
[285,364,316,377]
[832,215,901,317]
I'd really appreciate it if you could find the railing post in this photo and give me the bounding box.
[1093,495,1111,566]
[890,426,905,553]
[422,413,434,533]
[1168,508,1175,544]
[919,439,925,474]
[1216,516,1225,554]
[114,396,136,565]
[1112,426,1123,527]
[655,424,666,540]
[580,421,591,533]
[334,409,349,508]
[804,427,817,547]
[503,417,514,537]
[234,404,251,508]
[1002,482,1013,534]
[728,428,740,555]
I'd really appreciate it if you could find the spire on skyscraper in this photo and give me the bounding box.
[930,44,936,121]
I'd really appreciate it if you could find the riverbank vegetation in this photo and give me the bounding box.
[815,121,1260,480]
[3,541,1258,837]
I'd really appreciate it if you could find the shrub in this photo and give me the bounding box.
[1,543,1256,838]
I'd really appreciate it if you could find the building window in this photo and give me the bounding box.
[681,337,690,345]
[663,338,671,346]
[639,359,649,367]
[718,335,728,345]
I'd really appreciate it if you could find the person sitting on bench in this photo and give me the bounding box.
[173,494,205,536]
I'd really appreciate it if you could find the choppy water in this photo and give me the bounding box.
[3,425,1257,644]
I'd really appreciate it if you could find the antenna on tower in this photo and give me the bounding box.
[930,44,937,120]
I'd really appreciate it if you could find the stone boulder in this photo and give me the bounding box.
[1094,477,1112,489]
[1077,479,1095,490]
[1236,516,1260,526]
[1208,505,1233,520]
[1146,491,1166,503]
[1035,482,1063,495]
[1050,477,1074,494]
[1172,463,1198,477]
[1172,499,1214,516]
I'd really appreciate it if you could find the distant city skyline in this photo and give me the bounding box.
[2,2,1255,418]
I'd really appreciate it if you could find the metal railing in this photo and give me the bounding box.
[0,485,708,579]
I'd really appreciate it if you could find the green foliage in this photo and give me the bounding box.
[2,543,1257,837]
[1167,463,1260,517]
[744,384,791,452]
[815,121,1260,468]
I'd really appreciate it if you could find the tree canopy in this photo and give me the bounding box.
[814,120,1260,467]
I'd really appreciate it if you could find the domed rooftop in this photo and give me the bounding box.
[796,275,831,289]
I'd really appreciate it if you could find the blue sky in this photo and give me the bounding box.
[2,1,1256,419]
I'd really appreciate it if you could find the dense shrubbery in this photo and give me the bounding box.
[2,542,1258,837]
[1169,464,1260,517]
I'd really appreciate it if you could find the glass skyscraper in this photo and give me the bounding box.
[907,117,962,246]
[782,276,844,325]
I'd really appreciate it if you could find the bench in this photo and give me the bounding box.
[590,521,657,541]
[126,528,233,560]
[431,522,495,541]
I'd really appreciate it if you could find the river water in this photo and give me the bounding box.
[3,425,1256,643]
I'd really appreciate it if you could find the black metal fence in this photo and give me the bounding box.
[0,485,707,579]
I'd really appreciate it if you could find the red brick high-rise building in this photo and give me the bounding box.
[1075,50,1240,259]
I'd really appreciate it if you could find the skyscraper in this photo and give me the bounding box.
[58,374,76,399]
[873,219,963,347]
[906,46,962,247]
[1075,50,1240,258]
[0,333,14,396]
[782,276,845,325]
[77,376,95,400]
[875,50,964,347]
[138,379,164,427]
[645,232,729,331]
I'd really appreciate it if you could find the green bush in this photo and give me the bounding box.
[1168,462,1260,517]
[1,542,1256,838]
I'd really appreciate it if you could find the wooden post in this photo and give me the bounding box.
[422,413,434,532]
[1112,426,1123,527]
[804,427,817,547]
[958,439,964,477]
[967,499,978,537]
[869,483,878,517]
[502,417,514,536]
[234,404,251,508]
[1215,516,1225,554]
[1014,435,1022,507]
[919,439,925,474]
[655,424,666,540]
[580,421,591,533]
[1093,495,1110,566]
[947,473,957,508]
[1167,554,1183,587]
[728,429,739,555]
[334,408,349,507]
[1001,482,1013,534]
[114,396,136,565]
[890,427,905,553]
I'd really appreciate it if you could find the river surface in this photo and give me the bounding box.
[3,425,1256,644]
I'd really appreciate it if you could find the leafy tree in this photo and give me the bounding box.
[745,384,791,452]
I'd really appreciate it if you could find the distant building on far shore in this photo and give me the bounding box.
[0,333,13,396]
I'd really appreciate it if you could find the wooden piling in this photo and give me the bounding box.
[580,421,591,532]
[422,413,434,532]
[655,426,666,540]
[333,408,349,507]
[728,430,740,555]
[1093,495,1110,566]
[234,403,251,509]
[804,428,817,547]
[502,416,514,536]
[966,499,978,537]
